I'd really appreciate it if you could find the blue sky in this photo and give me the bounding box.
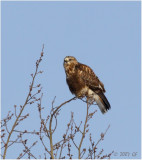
[2,1,141,159]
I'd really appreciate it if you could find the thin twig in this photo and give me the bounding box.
[3,45,44,159]
[49,97,76,159]
[78,99,89,159]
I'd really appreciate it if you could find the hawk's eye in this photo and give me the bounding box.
[69,59,72,61]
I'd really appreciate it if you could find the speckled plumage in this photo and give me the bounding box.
[63,56,111,114]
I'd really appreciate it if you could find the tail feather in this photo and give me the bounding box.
[93,92,111,114]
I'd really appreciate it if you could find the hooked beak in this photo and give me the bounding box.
[64,59,68,63]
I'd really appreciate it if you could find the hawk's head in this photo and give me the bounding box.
[63,56,78,74]
[63,56,78,66]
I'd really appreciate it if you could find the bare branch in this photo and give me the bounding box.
[3,45,44,159]
[49,97,76,159]
[78,99,89,159]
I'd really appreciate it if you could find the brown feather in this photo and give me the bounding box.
[76,63,105,92]
[63,56,111,114]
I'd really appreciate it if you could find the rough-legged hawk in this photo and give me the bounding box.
[63,56,111,114]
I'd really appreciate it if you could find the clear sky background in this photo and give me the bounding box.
[2,1,141,159]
